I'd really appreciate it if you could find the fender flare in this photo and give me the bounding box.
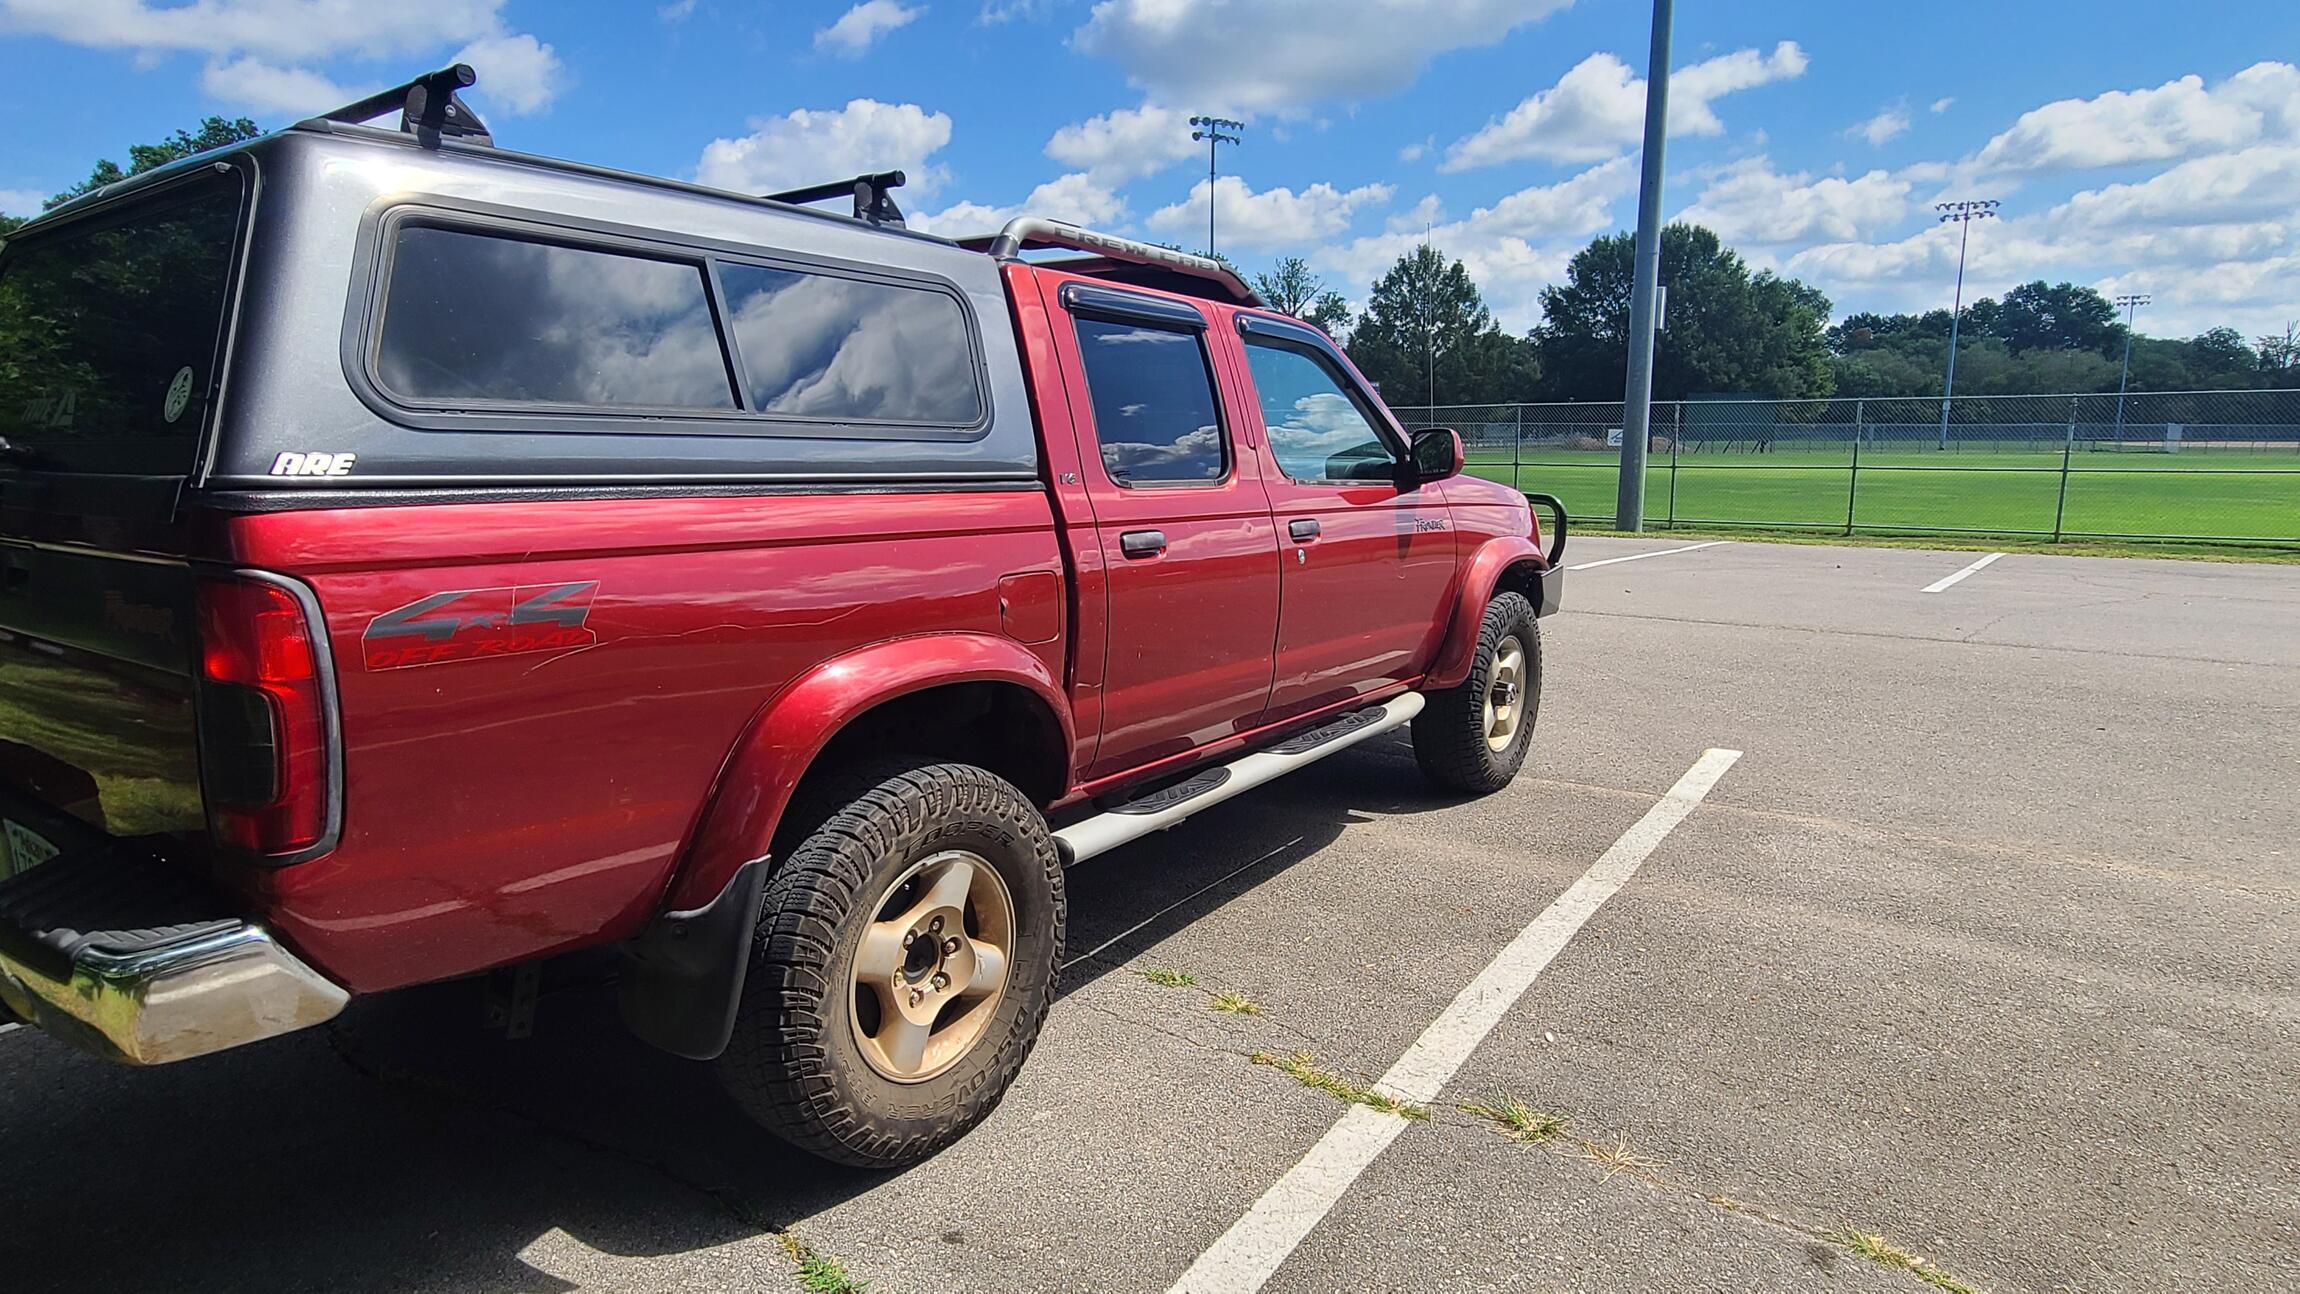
[662,632,1073,913]
[1425,536,1546,691]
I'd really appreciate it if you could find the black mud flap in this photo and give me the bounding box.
[616,856,770,1061]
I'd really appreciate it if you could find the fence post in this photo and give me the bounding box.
[1513,403,1523,493]
[2052,394,2076,542]
[1667,402,1681,526]
[1846,398,1862,535]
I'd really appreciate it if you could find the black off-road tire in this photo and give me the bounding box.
[716,760,1064,1168]
[1413,591,1541,795]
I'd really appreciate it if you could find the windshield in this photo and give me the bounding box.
[0,168,244,476]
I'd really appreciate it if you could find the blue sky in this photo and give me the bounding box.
[3,1,2296,339]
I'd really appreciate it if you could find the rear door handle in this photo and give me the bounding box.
[1289,519,1321,541]
[1119,529,1167,558]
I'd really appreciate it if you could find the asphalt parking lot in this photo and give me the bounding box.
[2,536,2293,1294]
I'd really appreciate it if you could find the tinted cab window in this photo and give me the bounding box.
[1243,340,1397,483]
[1071,317,1225,486]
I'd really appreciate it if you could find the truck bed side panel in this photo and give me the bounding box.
[216,488,1063,992]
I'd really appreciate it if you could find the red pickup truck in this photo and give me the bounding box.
[0,67,1562,1168]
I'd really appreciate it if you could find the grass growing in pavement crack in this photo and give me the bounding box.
[1579,1134,1667,1180]
[1460,1095,1569,1145]
[1139,967,1197,988]
[1250,1050,1428,1120]
[779,1233,868,1294]
[1210,991,1263,1015]
[1834,1230,1984,1294]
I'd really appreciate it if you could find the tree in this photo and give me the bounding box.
[1986,281,2119,355]
[1252,256,1353,338]
[1344,245,1536,407]
[44,117,264,211]
[1533,224,1833,401]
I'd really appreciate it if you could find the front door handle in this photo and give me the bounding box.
[1289,518,1321,541]
[1119,529,1167,558]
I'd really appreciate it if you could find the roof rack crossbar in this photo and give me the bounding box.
[977,218,1262,306]
[311,64,492,150]
[762,171,908,227]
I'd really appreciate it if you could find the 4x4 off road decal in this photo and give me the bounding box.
[362,582,599,670]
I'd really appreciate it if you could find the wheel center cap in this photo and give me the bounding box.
[901,933,940,981]
[1492,680,1517,707]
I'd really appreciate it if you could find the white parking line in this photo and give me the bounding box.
[1166,747,1744,1294]
[1921,551,2006,593]
[1566,540,1727,571]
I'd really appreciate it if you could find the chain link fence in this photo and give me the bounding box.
[1387,390,2300,544]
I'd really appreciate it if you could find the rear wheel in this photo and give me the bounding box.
[717,761,1063,1168]
[1413,591,1541,795]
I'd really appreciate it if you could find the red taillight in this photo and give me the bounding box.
[196,575,332,858]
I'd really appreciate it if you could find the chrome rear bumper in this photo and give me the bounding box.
[0,920,348,1065]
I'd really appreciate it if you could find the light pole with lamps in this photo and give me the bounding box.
[1935,199,1998,450]
[2112,292,2149,448]
[1187,116,1242,257]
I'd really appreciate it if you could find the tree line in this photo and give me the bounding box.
[1255,230,2300,407]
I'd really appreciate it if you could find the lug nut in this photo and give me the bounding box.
[943,937,961,955]
[909,988,924,1006]
[931,973,949,990]
[930,915,944,933]
[902,931,916,948]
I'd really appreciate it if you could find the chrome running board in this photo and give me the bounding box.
[1053,692,1425,866]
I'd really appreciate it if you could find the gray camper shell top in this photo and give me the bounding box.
[9,122,1042,493]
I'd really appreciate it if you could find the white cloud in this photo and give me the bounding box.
[1677,157,1912,246]
[1045,103,1205,182]
[1971,62,2300,176]
[1385,194,1445,234]
[911,172,1128,237]
[1442,42,1807,171]
[1781,143,2300,336]
[697,100,954,196]
[0,187,45,216]
[1074,0,1569,113]
[1397,137,1433,164]
[977,0,1049,22]
[198,56,347,115]
[815,0,924,57]
[450,33,565,116]
[0,1,565,116]
[1851,104,1911,146]
[1147,176,1393,253]
[1315,158,1638,330]
[1930,97,1955,114]
[659,0,697,20]
[0,0,505,62]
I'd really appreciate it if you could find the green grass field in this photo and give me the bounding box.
[1468,449,2300,542]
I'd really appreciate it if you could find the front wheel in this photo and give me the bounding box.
[716,761,1064,1168]
[1413,591,1541,795]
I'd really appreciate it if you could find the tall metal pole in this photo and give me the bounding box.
[2112,292,2149,447]
[1614,0,1673,531]
[1934,199,1998,450]
[1188,116,1242,257]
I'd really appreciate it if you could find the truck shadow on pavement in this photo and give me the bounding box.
[0,739,1468,1293]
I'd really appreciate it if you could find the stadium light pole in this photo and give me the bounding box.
[1615,0,1673,532]
[1934,199,1998,450]
[2112,293,2150,446]
[1188,116,1243,257]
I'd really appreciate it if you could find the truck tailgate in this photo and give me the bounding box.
[0,544,201,865]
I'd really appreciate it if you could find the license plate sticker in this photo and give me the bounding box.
[2,819,59,879]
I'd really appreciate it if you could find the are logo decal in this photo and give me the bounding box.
[361,582,600,670]
[270,451,358,477]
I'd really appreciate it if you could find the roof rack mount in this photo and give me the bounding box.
[311,64,492,150]
[761,171,908,227]
[972,218,1262,306]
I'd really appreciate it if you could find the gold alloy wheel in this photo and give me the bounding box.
[849,849,1016,1083]
[1483,635,1527,752]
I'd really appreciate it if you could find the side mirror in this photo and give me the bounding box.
[1409,428,1463,483]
